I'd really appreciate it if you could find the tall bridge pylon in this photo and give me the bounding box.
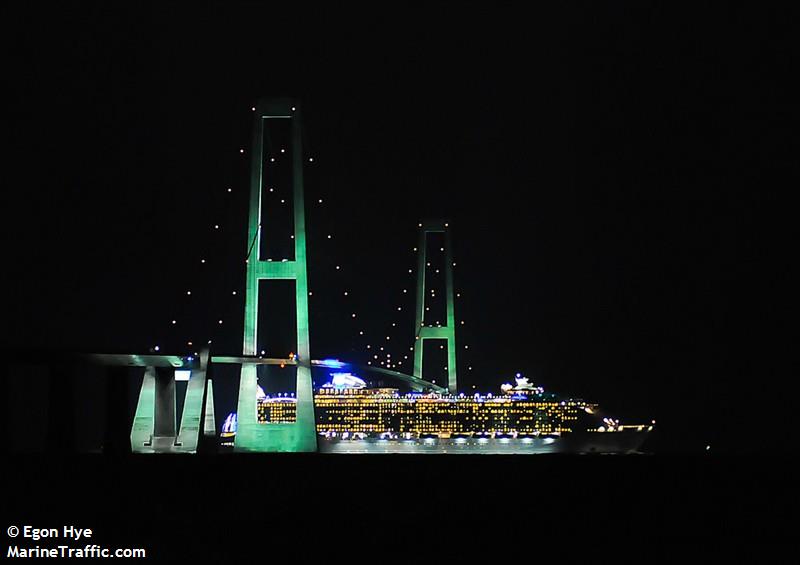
[234,98,317,452]
[413,220,458,393]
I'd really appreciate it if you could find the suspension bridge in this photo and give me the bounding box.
[89,98,461,453]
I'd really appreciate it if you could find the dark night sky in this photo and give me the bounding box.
[3,3,794,452]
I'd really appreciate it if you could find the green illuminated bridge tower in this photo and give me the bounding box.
[413,220,458,393]
[234,99,316,453]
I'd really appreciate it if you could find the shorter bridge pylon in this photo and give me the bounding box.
[412,220,458,393]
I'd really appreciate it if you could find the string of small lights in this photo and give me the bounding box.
[154,178,244,356]
[152,105,262,355]
[361,235,474,383]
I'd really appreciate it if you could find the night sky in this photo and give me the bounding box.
[4,3,793,453]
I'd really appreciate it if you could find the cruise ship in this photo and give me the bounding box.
[222,373,655,454]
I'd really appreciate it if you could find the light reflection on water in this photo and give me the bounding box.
[318,438,561,454]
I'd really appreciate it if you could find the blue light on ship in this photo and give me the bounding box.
[322,372,366,389]
[314,358,347,369]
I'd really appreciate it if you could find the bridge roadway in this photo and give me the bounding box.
[86,353,447,393]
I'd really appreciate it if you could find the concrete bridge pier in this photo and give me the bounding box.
[130,349,212,454]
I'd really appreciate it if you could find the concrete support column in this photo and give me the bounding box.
[203,378,216,438]
[131,367,156,450]
[153,368,176,438]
